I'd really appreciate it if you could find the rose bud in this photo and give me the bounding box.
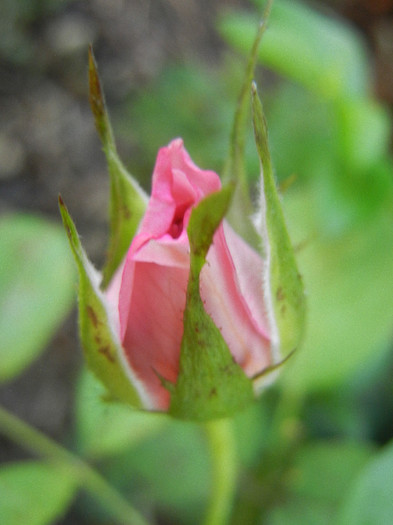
[59,51,305,421]
[105,138,272,414]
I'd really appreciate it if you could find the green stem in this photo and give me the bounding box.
[203,418,237,525]
[0,404,149,525]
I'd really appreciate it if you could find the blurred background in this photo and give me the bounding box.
[1,0,393,524]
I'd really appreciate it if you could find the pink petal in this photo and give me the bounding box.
[133,139,221,247]
[118,139,222,408]
[121,261,188,409]
[201,223,271,378]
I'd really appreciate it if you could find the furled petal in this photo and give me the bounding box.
[113,138,274,410]
[117,139,222,408]
[121,262,188,409]
[130,138,221,252]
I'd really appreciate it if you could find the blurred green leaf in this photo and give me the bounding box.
[335,98,391,173]
[289,441,374,504]
[266,440,374,525]
[266,83,393,234]
[219,0,369,99]
[74,368,166,459]
[0,214,75,382]
[92,403,271,525]
[105,420,210,524]
[266,500,333,525]
[266,83,338,184]
[282,188,393,393]
[127,63,233,176]
[0,461,76,525]
[338,439,393,525]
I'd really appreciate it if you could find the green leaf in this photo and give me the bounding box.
[335,97,391,173]
[169,185,254,421]
[129,63,231,175]
[0,461,76,525]
[88,46,147,287]
[290,441,375,505]
[267,501,334,525]
[282,187,393,392]
[265,83,338,184]
[219,0,369,99]
[104,419,210,519]
[74,368,166,459]
[0,214,75,382]
[58,197,144,408]
[106,404,270,521]
[266,440,374,525]
[264,83,393,234]
[338,439,393,525]
[251,84,306,359]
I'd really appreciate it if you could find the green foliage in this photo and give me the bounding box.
[125,64,234,177]
[289,441,374,505]
[0,214,75,382]
[338,439,393,525]
[0,461,76,525]
[96,400,270,525]
[282,187,393,393]
[266,83,393,234]
[103,419,211,524]
[74,368,166,459]
[267,438,374,525]
[219,0,369,98]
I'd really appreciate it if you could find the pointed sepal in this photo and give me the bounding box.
[88,46,148,287]
[224,0,273,247]
[169,184,254,421]
[251,82,306,359]
[58,196,144,408]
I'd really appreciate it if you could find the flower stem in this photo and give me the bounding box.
[0,404,149,525]
[203,418,237,525]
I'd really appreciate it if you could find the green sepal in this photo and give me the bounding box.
[88,46,147,288]
[59,196,143,408]
[169,185,254,421]
[224,0,273,248]
[251,82,306,357]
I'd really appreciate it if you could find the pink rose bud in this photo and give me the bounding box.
[106,139,272,412]
[60,51,304,420]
